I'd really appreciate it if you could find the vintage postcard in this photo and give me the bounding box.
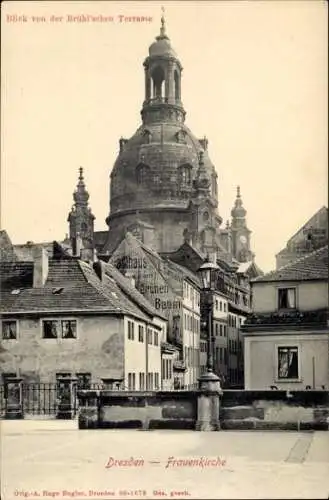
[1,1,328,499]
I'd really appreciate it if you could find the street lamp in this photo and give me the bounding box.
[198,259,220,375]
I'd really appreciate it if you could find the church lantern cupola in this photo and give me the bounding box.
[141,9,185,126]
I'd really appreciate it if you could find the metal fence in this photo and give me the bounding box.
[0,383,197,418]
[0,383,105,418]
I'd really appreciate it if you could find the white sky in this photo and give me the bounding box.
[1,0,328,271]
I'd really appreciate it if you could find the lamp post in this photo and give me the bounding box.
[196,258,222,431]
[198,259,220,375]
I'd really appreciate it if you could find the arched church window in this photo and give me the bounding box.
[151,65,165,100]
[212,174,218,198]
[178,164,192,186]
[174,70,180,100]
[136,164,150,185]
[203,211,209,222]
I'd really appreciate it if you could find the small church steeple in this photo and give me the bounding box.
[231,186,247,220]
[230,186,252,262]
[68,168,95,254]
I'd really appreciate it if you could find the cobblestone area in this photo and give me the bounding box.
[1,420,329,499]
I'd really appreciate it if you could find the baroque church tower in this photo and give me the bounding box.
[105,15,223,255]
[230,186,253,263]
[68,167,95,254]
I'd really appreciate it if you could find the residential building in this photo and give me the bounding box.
[107,232,202,389]
[0,242,167,391]
[164,242,260,388]
[242,246,329,390]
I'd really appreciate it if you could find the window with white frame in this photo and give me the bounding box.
[128,373,136,390]
[139,372,145,390]
[42,320,77,339]
[61,320,77,339]
[128,320,135,340]
[278,346,299,379]
[154,331,159,346]
[138,325,144,343]
[43,320,59,339]
[154,373,159,390]
[147,328,152,345]
[278,288,296,310]
[147,373,153,390]
[2,320,17,339]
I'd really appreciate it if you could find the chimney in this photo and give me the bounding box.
[33,247,49,288]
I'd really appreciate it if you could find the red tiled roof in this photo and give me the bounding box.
[253,245,328,283]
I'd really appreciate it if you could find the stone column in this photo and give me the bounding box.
[78,390,100,429]
[56,376,77,419]
[5,377,24,419]
[196,372,222,431]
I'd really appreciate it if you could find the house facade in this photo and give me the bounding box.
[242,246,329,390]
[107,232,201,389]
[0,244,167,391]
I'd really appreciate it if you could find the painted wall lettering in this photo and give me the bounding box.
[115,256,147,270]
[155,298,181,311]
[139,284,169,294]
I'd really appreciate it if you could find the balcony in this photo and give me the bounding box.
[242,308,329,331]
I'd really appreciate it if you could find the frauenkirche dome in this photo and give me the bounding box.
[105,14,224,255]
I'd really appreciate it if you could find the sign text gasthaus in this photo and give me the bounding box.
[115,256,147,270]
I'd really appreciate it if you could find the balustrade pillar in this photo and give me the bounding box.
[5,377,24,419]
[56,376,77,419]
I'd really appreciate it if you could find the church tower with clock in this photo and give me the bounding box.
[230,186,253,263]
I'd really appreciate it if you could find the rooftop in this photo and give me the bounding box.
[0,253,153,322]
[253,245,328,283]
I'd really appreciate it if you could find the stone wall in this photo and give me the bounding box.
[220,390,329,430]
[77,389,329,431]
[78,390,197,430]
